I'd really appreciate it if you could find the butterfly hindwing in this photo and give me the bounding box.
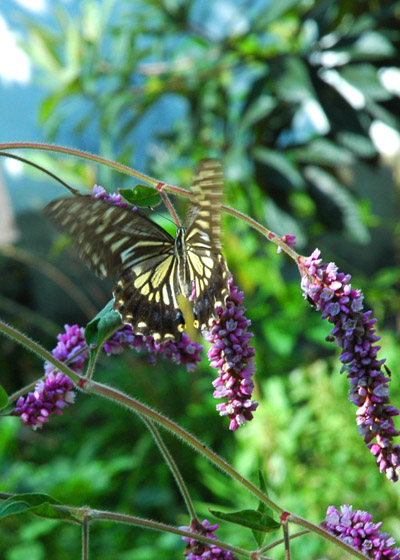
[185,160,230,330]
[113,253,185,342]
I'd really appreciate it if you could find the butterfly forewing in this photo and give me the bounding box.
[45,196,185,343]
[185,160,230,330]
[45,196,174,278]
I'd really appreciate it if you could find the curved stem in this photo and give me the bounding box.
[141,417,197,520]
[0,151,78,194]
[0,293,59,336]
[86,379,282,515]
[0,142,304,265]
[259,530,309,554]
[0,320,371,560]
[157,184,182,227]
[0,245,98,319]
[0,318,80,384]
[7,344,90,405]
[0,317,280,515]
[0,492,256,559]
[0,142,156,186]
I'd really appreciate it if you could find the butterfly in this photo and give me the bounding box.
[45,159,230,344]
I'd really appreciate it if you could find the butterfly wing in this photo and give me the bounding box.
[184,159,230,331]
[45,195,185,343]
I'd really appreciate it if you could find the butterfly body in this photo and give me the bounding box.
[45,160,230,344]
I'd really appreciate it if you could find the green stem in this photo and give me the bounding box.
[0,142,303,263]
[0,493,257,559]
[259,530,309,553]
[0,151,78,194]
[87,509,256,559]
[7,344,90,405]
[141,417,197,520]
[0,142,157,186]
[0,245,98,319]
[0,293,59,336]
[0,317,280,515]
[0,322,371,560]
[86,379,282,515]
[0,318,80,384]
[82,518,89,560]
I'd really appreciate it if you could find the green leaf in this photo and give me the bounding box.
[255,0,301,27]
[253,147,305,190]
[290,139,353,166]
[251,471,270,546]
[340,64,391,101]
[337,131,376,158]
[210,508,280,533]
[351,31,395,60]
[119,185,161,208]
[0,385,8,410]
[0,494,75,522]
[85,300,121,366]
[304,166,370,243]
[240,95,277,130]
[276,58,315,102]
[257,470,269,512]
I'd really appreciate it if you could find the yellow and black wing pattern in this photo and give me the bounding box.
[45,159,229,343]
[184,160,230,331]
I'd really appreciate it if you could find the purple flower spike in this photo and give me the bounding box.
[12,323,89,429]
[104,325,202,372]
[301,249,400,482]
[181,519,239,560]
[11,372,75,430]
[205,279,258,430]
[92,184,136,210]
[44,324,89,376]
[322,505,400,560]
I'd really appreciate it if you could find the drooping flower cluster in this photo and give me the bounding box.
[11,372,75,430]
[206,279,258,431]
[11,324,87,429]
[104,324,202,372]
[322,505,399,560]
[181,519,238,560]
[301,249,400,481]
[92,184,132,208]
[12,321,204,428]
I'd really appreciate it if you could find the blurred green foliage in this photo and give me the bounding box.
[1,0,400,558]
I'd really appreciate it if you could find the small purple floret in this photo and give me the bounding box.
[92,184,136,210]
[322,505,400,560]
[301,249,400,482]
[181,519,238,560]
[205,279,258,430]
